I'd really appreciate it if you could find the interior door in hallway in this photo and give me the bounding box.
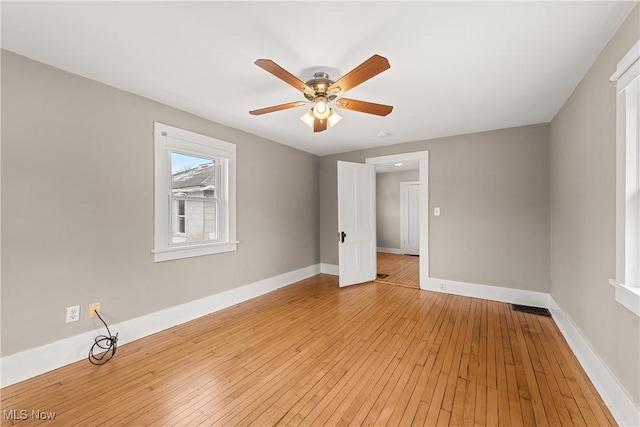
[401,181,420,255]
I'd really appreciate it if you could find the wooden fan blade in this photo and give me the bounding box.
[249,101,307,115]
[313,117,328,132]
[255,59,315,95]
[334,98,393,116]
[327,55,390,96]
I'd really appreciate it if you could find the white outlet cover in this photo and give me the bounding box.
[66,305,80,323]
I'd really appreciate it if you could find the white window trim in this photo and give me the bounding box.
[610,40,640,317]
[152,122,237,262]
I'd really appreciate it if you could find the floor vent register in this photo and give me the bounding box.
[512,304,552,316]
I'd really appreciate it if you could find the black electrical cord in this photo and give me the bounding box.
[88,310,118,365]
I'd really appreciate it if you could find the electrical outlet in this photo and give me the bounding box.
[66,305,80,323]
[440,282,446,291]
[89,302,101,318]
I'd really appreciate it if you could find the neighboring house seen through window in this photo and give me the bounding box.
[610,40,640,317]
[153,123,236,262]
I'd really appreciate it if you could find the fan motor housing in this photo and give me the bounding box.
[304,72,337,101]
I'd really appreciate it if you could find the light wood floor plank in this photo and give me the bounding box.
[0,274,616,427]
[512,311,548,426]
[486,386,499,426]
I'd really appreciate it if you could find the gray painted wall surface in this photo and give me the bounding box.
[1,51,320,356]
[550,5,639,405]
[376,170,419,249]
[320,124,551,292]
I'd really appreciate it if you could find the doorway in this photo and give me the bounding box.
[374,167,420,288]
[366,151,429,289]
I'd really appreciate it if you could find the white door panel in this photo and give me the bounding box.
[401,182,420,256]
[338,161,376,287]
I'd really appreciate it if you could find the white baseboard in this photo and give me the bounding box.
[549,298,640,427]
[377,247,403,254]
[422,277,550,308]
[320,263,339,276]
[3,267,637,427]
[0,263,321,388]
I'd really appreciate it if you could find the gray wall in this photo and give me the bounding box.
[376,170,419,249]
[550,5,639,406]
[1,50,320,356]
[320,124,551,292]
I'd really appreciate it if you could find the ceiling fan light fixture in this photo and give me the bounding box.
[313,98,330,119]
[328,109,342,127]
[300,109,315,128]
[251,55,392,133]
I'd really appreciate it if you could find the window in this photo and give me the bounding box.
[610,40,640,316]
[153,122,236,262]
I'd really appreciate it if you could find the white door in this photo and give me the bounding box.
[401,182,420,256]
[338,161,377,287]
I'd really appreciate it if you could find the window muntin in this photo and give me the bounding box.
[153,123,236,262]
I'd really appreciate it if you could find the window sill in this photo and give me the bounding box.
[152,241,237,262]
[609,279,640,317]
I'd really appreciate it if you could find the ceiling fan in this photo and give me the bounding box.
[249,54,393,133]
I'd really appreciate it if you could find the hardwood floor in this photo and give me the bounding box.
[377,252,420,288]
[1,274,615,426]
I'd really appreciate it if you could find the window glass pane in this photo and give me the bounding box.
[171,152,216,199]
[171,199,218,244]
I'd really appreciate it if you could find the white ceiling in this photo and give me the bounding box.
[1,1,636,156]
